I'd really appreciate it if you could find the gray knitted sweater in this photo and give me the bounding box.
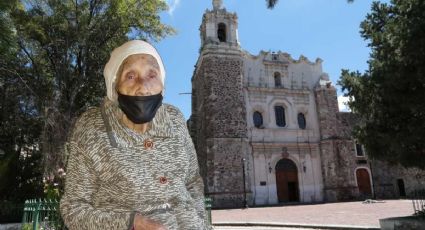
[60,99,209,230]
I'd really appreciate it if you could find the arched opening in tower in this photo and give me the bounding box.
[217,23,227,42]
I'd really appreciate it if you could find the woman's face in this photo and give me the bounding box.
[116,54,163,96]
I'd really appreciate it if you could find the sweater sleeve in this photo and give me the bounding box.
[176,111,211,229]
[60,141,135,230]
[184,133,208,221]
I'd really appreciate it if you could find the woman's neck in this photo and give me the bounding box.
[122,114,150,134]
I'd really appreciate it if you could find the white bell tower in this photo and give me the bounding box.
[213,0,223,10]
[199,0,240,48]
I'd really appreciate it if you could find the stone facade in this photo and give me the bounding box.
[241,51,327,205]
[372,160,425,199]
[189,6,249,207]
[189,1,425,208]
[191,53,250,208]
[315,83,359,201]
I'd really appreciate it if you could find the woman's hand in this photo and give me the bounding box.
[133,214,168,230]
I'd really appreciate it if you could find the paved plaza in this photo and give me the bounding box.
[212,199,414,229]
[214,227,325,230]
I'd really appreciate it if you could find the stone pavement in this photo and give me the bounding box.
[214,227,325,230]
[212,199,414,229]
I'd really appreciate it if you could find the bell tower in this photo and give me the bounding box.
[213,0,222,10]
[199,0,240,48]
[189,1,249,208]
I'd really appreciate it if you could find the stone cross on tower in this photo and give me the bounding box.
[213,0,223,10]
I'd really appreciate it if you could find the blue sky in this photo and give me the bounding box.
[154,0,385,119]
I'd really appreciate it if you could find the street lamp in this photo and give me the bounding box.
[241,157,248,208]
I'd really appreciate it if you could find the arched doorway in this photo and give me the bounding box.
[397,179,406,197]
[275,159,299,202]
[217,23,227,42]
[356,168,372,196]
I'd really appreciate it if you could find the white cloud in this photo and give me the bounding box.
[338,95,351,112]
[167,0,181,15]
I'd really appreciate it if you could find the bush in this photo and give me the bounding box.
[0,200,24,223]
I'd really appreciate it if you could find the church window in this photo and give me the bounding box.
[253,111,263,128]
[355,141,364,157]
[274,72,282,87]
[298,113,306,129]
[274,106,286,127]
[217,23,227,42]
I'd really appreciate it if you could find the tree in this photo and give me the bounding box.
[0,58,44,202]
[1,0,174,183]
[266,0,354,9]
[266,0,279,9]
[1,0,45,203]
[0,0,18,54]
[338,0,425,169]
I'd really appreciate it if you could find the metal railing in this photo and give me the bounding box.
[22,199,65,230]
[22,197,213,229]
[205,196,213,225]
[411,189,425,216]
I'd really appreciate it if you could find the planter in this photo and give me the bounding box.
[380,215,425,230]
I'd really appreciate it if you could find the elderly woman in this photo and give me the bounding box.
[60,40,209,230]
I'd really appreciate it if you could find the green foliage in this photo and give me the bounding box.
[0,0,19,55]
[22,224,32,230]
[0,59,44,201]
[44,174,64,200]
[266,0,279,9]
[0,0,174,183]
[266,0,354,9]
[44,184,60,200]
[0,0,173,213]
[0,48,44,219]
[338,0,425,169]
[0,201,24,223]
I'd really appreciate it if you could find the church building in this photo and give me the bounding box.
[188,0,425,208]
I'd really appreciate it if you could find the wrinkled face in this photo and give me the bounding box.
[115,54,163,96]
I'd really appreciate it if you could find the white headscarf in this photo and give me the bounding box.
[103,40,166,101]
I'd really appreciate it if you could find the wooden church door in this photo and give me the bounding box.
[275,159,299,202]
[356,168,372,196]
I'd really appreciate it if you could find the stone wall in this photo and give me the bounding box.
[337,112,360,139]
[314,85,339,139]
[315,85,370,201]
[314,83,425,201]
[191,53,249,208]
[205,138,249,208]
[319,140,361,201]
[199,56,246,138]
[371,160,425,199]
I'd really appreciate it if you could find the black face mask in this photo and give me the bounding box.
[117,92,163,124]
